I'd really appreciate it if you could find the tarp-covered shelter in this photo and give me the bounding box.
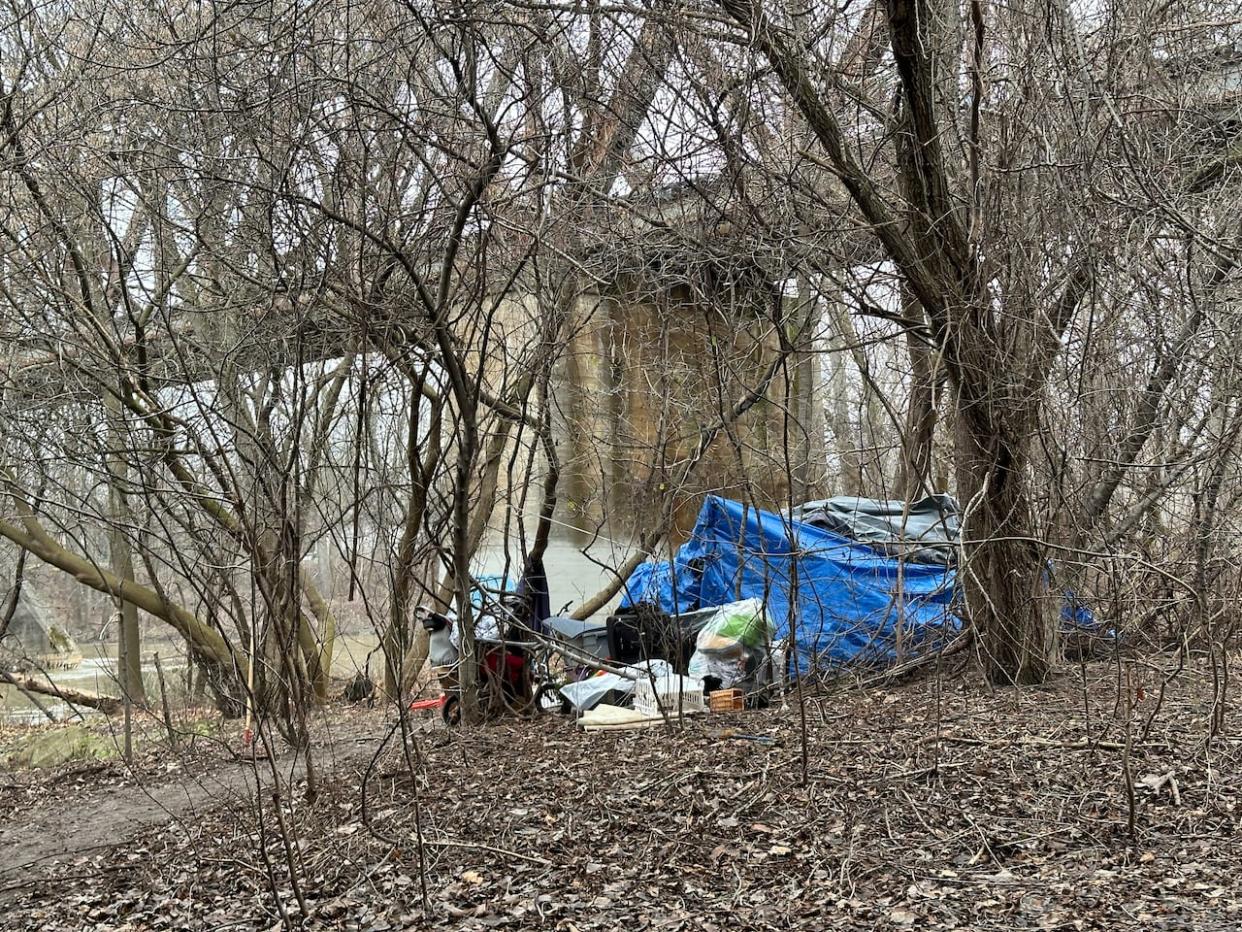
[620,496,960,673]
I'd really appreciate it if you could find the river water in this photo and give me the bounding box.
[0,633,386,726]
[1,538,623,725]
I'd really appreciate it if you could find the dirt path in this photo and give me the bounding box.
[0,731,387,901]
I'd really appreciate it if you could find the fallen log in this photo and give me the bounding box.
[0,669,123,714]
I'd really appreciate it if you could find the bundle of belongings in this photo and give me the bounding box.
[616,495,1099,683]
[686,598,777,690]
[555,600,781,714]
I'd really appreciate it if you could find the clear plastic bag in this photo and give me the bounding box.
[687,599,775,688]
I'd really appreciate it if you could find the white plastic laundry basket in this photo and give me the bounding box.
[633,674,707,718]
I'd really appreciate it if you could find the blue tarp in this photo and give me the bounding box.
[620,497,961,673]
[470,574,517,609]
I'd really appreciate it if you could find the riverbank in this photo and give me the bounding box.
[0,633,386,726]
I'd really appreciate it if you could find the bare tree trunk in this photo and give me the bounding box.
[899,292,942,501]
[1194,404,1242,633]
[790,276,823,502]
[956,409,1057,684]
[105,398,145,705]
[713,0,1102,685]
[3,670,123,714]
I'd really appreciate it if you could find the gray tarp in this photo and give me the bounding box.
[787,494,960,565]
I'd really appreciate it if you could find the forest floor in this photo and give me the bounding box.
[2,652,1242,930]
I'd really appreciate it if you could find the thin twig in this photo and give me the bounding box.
[421,839,553,866]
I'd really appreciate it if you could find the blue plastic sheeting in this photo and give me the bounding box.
[1062,595,1098,630]
[470,574,516,609]
[620,497,960,673]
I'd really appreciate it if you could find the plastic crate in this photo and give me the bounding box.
[709,688,745,712]
[634,674,707,718]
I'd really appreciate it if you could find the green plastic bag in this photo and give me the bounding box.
[695,598,773,653]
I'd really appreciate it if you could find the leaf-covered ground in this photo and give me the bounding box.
[3,654,1241,930]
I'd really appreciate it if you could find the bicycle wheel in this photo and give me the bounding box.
[534,682,571,715]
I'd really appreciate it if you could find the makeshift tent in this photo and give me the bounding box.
[620,497,960,673]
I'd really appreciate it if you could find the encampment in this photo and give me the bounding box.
[619,496,961,675]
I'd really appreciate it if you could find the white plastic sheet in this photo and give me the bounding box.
[558,659,678,712]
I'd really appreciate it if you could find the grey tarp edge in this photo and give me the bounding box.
[787,494,961,565]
